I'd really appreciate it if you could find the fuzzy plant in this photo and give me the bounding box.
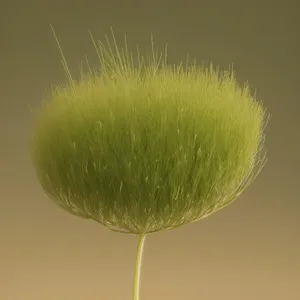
[30,27,268,300]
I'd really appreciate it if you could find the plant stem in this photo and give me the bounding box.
[133,233,147,300]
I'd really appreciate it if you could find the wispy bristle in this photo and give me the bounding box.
[30,29,268,234]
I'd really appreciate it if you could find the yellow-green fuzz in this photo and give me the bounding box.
[30,30,267,300]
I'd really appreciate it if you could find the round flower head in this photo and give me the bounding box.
[30,32,267,235]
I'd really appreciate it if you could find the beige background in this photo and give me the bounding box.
[1,1,299,299]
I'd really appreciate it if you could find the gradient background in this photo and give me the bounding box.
[1,1,299,299]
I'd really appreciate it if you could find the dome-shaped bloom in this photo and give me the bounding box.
[30,33,267,235]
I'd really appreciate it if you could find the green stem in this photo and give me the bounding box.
[133,233,147,300]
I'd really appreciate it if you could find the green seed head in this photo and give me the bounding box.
[30,32,267,234]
